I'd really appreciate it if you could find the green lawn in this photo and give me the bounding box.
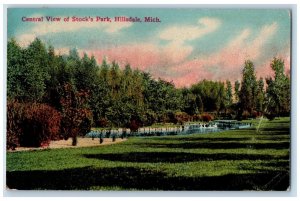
[6,117,290,190]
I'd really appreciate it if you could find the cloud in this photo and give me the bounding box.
[83,42,192,72]
[17,15,133,47]
[18,33,37,47]
[159,17,221,44]
[166,22,280,87]
[54,47,71,55]
[82,22,282,88]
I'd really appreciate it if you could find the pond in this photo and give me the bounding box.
[85,121,252,138]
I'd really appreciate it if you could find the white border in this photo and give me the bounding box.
[1,0,299,200]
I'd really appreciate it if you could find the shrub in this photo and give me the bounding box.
[95,118,109,127]
[78,116,92,136]
[7,101,61,149]
[251,111,260,119]
[20,103,61,147]
[242,111,250,120]
[144,111,157,126]
[7,101,23,150]
[201,113,213,122]
[129,119,139,132]
[167,111,178,124]
[265,113,276,121]
[193,114,202,121]
[175,112,190,125]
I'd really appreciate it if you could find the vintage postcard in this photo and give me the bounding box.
[6,7,291,191]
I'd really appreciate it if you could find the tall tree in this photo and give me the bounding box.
[224,80,233,114]
[234,80,240,103]
[7,38,23,100]
[60,83,92,146]
[256,77,265,113]
[239,60,258,114]
[190,80,226,113]
[266,58,290,116]
[21,38,50,101]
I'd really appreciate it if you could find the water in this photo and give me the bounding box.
[85,121,251,138]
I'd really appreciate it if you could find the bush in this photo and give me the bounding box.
[78,116,92,136]
[242,111,250,120]
[143,111,157,126]
[20,103,61,147]
[251,111,260,119]
[175,112,190,125]
[129,119,140,132]
[95,118,109,127]
[193,114,202,121]
[7,101,23,150]
[201,113,213,122]
[265,113,276,121]
[6,101,61,149]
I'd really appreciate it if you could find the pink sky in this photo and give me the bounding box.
[80,24,290,88]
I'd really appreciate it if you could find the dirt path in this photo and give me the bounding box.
[9,138,127,152]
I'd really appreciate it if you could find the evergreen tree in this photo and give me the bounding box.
[239,60,258,114]
[266,58,290,116]
[234,80,240,103]
[224,80,233,114]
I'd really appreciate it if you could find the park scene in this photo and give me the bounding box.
[6,8,290,190]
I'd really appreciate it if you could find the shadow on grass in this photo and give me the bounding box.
[6,166,289,190]
[148,137,254,142]
[83,152,289,163]
[255,136,290,141]
[137,141,290,150]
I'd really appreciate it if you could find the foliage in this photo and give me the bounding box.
[224,80,233,112]
[239,60,258,115]
[7,38,50,101]
[60,83,92,145]
[6,101,23,150]
[234,80,240,103]
[201,113,214,122]
[6,38,290,149]
[7,101,61,149]
[191,80,226,113]
[266,58,290,116]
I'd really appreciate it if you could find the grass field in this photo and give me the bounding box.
[6,117,290,190]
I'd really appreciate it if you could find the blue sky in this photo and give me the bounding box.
[8,8,291,87]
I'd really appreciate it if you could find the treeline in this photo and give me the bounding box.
[7,38,290,149]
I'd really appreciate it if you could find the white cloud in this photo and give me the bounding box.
[157,17,221,63]
[17,15,133,47]
[159,17,221,44]
[17,33,37,47]
[54,47,71,55]
[165,22,280,85]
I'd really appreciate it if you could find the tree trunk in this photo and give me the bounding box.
[72,136,77,146]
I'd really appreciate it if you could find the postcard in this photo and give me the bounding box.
[6,7,291,191]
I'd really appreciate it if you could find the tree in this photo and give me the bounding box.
[183,91,198,115]
[7,38,23,100]
[224,80,233,114]
[266,58,290,116]
[256,77,265,114]
[234,80,240,103]
[239,60,258,115]
[190,80,226,113]
[8,38,50,102]
[195,95,203,114]
[60,83,92,146]
[75,53,98,91]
